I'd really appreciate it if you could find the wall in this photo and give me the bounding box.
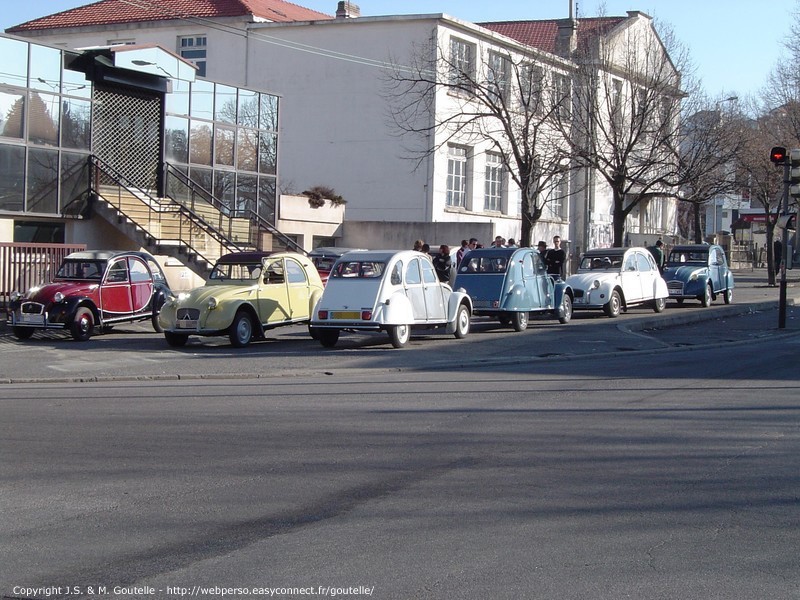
[340,221,495,251]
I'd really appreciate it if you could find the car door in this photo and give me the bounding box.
[284,257,311,320]
[128,256,154,315]
[709,247,724,292]
[258,257,291,324]
[620,252,643,303]
[100,257,133,319]
[403,258,427,321]
[635,251,659,301]
[420,257,447,321]
[519,251,542,308]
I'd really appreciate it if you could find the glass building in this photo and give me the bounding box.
[0,33,279,242]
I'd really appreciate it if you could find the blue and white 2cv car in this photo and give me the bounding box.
[566,247,669,317]
[454,247,573,330]
[309,250,472,348]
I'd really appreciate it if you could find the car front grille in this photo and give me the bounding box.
[573,289,584,298]
[21,302,44,314]
[177,308,200,320]
[667,281,683,293]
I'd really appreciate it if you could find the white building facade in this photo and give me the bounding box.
[9,1,680,258]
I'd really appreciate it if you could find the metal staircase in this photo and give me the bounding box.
[84,156,303,278]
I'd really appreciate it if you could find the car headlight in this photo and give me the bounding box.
[207,297,218,310]
[53,292,65,303]
[591,279,601,290]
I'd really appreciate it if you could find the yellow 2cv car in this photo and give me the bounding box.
[159,251,324,347]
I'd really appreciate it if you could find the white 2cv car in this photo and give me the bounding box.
[566,247,669,317]
[309,250,473,348]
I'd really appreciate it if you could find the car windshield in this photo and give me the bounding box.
[579,256,623,271]
[209,262,264,281]
[459,256,508,274]
[330,261,386,279]
[666,251,708,266]
[56,259,104,280]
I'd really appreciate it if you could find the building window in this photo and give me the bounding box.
[179,35,207,77]
[484,152,503,212]
[547,174,568,220]
[520,63,544,113]
[487,52,510,102]
[449,38,475,90]
[446,145,468,208]
[552,73,571,120]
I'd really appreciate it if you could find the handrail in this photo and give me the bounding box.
[164,163,306,255]
[89,156,247,267]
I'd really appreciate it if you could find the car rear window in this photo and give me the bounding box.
[330,261,385,279]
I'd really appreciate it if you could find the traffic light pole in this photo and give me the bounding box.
[779,161,789,329]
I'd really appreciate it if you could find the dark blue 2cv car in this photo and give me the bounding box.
[454,247,573,331]
[662,244,734,306]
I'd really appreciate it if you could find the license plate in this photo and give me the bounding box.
[20,314,44,325]
[176,320,198,329]
[669,289,682,295]
[332,311,361,319]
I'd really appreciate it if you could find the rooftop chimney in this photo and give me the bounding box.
[555,18,578,58]
[336,2,360,19]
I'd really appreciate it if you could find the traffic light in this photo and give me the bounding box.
[771,146,788,164]
[791,149,800,198]
[776,213,797,230]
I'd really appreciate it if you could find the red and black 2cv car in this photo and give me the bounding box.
[8,250,171,341]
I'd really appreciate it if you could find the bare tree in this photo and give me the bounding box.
[560,17,689,247]
[677,95,747,243]
[385,37,577,246]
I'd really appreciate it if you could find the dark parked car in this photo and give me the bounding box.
[8,250,171,341]
[454,247,573,330]
[308,247,365,285]
[662,244,734,306]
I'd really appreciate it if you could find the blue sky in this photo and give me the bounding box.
[2,0,795,98]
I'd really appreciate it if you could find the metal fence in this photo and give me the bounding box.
[0,243,86,310]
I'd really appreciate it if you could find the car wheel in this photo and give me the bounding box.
[676,298,684,305]
[308,325,321,340]
[653,297,666,313]
[724,287,733,304]
[319,329,340,348]
[454,304,470,339]
[151,302,164,333]
[228,310,254,347]
[389,324,410,348]
[603,291,622,318]
[558,295,573,324]
[12,326,34,340]
[498,315,511,326]
[70,307,94,341]
[164,331,189,347]
[511,310,529,332]
[701,283,712,307]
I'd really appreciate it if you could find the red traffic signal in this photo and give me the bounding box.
[771,146,788,164]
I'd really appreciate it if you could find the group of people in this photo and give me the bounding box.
[413,234,568,284]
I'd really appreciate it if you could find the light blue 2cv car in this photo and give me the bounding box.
[454,247,573,331]
[662,244,734,306]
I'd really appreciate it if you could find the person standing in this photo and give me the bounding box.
[545,235,566,279]
[432,244,452,283]
[648,239,665,272]
[456,239,470,266]
[774,238,783,276]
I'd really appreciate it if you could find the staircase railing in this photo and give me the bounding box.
[89,156,247,266]
[164,164,306,255]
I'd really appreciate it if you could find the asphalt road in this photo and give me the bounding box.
[2,269,800,600]
[2,335,799,600]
